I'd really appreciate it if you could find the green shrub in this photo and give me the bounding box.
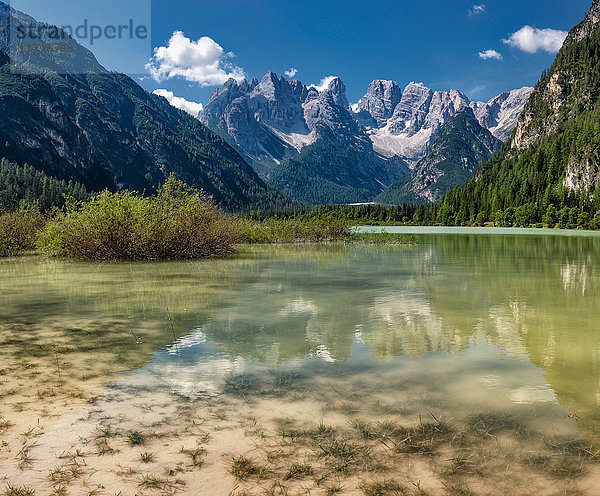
[0,209,45,257]
[36,176,242,260]
[239,217,351,244]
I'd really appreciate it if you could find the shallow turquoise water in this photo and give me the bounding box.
[1,230,600,449]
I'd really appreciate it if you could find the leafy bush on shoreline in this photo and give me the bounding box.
[0,209,45,257]
[239,217,352,244]
[36,176,242,260]
[1,176,407,261]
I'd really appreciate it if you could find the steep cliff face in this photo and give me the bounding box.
[510,0,600,196]
[357,81,531,165]
[377,109,501,204]
[470,87,535,141]
[0,2,288,210]
[356,80,402,127]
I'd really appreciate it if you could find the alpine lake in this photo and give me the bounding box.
[2,227,600,495]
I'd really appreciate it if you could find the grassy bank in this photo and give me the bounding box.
[250,203,600,230]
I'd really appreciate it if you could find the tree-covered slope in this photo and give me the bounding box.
[426,0,600,228]
[0,158,88,211]
[377,109,501,205]
[0,2,289,211]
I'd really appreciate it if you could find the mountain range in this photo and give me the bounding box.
[3,0,595,220]
[0,1,289,211]
[198,73,532,204]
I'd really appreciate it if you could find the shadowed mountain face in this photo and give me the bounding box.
[377,109,502,204]
[0,2,289,211]
[200,72,530,204]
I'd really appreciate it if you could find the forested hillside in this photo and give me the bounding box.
[0,158,88,211]
[409,1,600,229]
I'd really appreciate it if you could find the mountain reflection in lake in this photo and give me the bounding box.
[2,233,600,494]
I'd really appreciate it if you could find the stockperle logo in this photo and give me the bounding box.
[15,18,149,45]
[8,0,151,75]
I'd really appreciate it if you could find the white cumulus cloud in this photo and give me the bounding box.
[468,4,486,16]
[503,26,568,54]
[146,31,245,86]
[479,49,503,60]
[153,89,204,117]
[284,68,298,78]
[309,75,338,92]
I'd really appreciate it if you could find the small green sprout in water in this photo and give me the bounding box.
[263,481,290,496]
[180,446,206,467]
[139,451,155,463]
[305,421,336,443]
[97,426,119,438]
[137,474,164,489]
[316,438,368,475]
[223,373,259,396]
[412,481,431,496]
[95,439,115,456]
[5,485,36,496]
[0,418,14,432]
[126,430,145,446]
[50,487,67,496]
[467,411,530,439]
[284,462,313,480]
[359,479,407,496]
[211,408,228,420]
[440,482,474,496]
[325,482,345,495]
[350,419,376,440]
[441,450,478,476]
[229,454,267,480]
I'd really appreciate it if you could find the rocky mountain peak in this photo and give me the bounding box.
[387,82,434,135]
[254,71,282,99]
[471,86,533,141]
[322,77,349,109]
[201,78,249,125]
[357,79,402,126]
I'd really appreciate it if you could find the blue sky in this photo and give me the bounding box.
[144,0,590,107]
[12,0,593,105]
